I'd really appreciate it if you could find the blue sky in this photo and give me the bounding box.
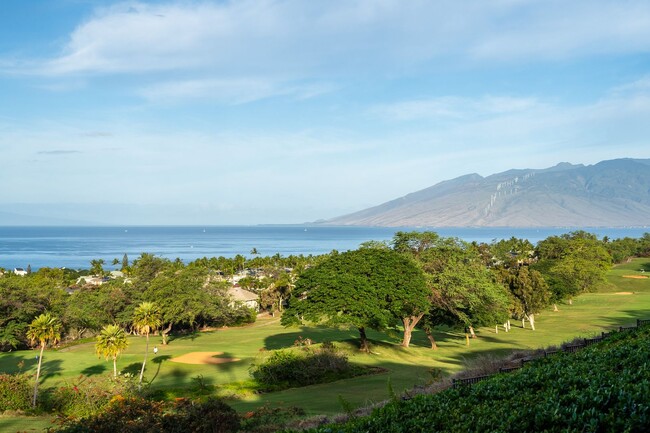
[1,0,649,225]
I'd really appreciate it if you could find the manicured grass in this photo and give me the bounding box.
[1,258,649,431]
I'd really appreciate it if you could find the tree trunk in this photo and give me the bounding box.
[522,318,525,328]
[469,326,476,338]
[568,298,573,305]
[495,325,498,334]
[32,344,45,407]
[553,304,558,312]
[507,320,511,331]
[465,333,470,346]
[358,327,370,352]
[161,323,172,345]
[401,314,424,348]
[113,355,117,378]
[424,328,438,350]
[529,314,536,331]
[139,333,149,390]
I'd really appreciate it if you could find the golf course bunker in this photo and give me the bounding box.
[170,352,240,365]
[615,292,634,295]
[622,275,648,279]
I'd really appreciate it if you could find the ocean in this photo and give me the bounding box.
[0,225,648,271]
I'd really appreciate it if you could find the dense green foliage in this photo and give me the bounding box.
[0,372,32,411]
[295,325,650,433]
[282,248,429,351]
[45,374,137,418]
[52,396,240,433]
[250,346,366,391]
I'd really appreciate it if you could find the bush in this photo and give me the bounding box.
[240,405,306,433]
[0,373,32,411]
[45,374,137,418]
[250,347,367,391]
[52,396,240,433]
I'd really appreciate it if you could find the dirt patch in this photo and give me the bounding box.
[622,275,648,279]
[170,352,240,365]
[614,292,634,295]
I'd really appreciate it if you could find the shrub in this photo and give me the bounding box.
[45,374,137,418]
[250,347,367,391]
[0,372,31,411]
[52,396,240,433]
[240,405,306,433]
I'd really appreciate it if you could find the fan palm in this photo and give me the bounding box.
[95,324,129,377]
[132,301,162,389]
[26,313,62,407]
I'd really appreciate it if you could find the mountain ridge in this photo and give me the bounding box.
[323,158,650,227]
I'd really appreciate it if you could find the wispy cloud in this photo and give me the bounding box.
[37,150,82,155]
[138,78,333,104]
[371,96,543,122]
[9,0,650,77]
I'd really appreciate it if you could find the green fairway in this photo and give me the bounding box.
[1,258,649,431]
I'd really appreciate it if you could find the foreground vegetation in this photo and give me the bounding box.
[294,323,650,433]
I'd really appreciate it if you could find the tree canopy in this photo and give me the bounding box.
[282,248,429,351]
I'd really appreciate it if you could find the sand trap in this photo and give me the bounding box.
[170,352,240,365]
[622,275,648,279]
[615,292,634,295]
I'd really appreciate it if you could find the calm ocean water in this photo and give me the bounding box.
[0,226,648,271]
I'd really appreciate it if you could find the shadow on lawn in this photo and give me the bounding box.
[81,364,107,376]
[41,359,64,380]
[595,309,650,330]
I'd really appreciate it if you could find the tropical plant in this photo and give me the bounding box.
[132,302,162,389]
[95,324,129,377]
[26,312,62,407]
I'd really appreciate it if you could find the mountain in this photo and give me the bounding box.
[324,158,650,227]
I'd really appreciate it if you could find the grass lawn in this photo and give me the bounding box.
[1,258,649,431]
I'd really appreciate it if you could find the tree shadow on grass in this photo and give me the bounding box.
[81,364,107,376]
[149,355,172,384]
[38,359,64,384]
[122,362,142,376]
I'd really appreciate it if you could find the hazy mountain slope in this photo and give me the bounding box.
[324,158,650,227]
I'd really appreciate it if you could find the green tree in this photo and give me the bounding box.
[391,232,509,347]
[26,312,62,407]
[132,302,162,389]
[282,249,429,351]
[534,231,612,302]
[95,324,129,377]
[90,259,106,276]
[143,265,230,343]
[121,253,129,272]
[496,266,550,330]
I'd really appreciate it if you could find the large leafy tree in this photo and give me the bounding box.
[534,231,612,302]
[95,324,129,377]
[26,313,62,407]
[391,232,510,348]
[143,264,230,342]
[132,301,162,389]
[282,248,429,351]
[495,266,550,330]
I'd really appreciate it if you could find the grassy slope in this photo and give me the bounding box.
[1,258,648,430]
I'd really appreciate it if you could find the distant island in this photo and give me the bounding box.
[322,158,650,227]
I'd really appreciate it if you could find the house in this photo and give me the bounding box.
[76,276,105,286]
[13,268,28,276]
[227,285,259,311]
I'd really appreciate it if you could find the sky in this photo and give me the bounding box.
[1,0,649,225]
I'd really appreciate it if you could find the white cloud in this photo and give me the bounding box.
[138,77,334,104]
[371,96,543,121]
[16,0,650,78]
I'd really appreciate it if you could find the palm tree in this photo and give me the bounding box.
[95,324,129,378]
[132,302,162,389]
[26,313,62,407]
